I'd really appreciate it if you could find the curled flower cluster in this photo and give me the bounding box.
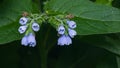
[57,20,77,46]
[18,17,40,47]
[18,13,77,47]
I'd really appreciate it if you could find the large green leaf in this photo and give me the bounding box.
[81,35,120,56]
[46,0,120,35]
[48,37,117,68]
[74,18,120,35]
[96,53,117,68]
[0,0,38,44]
[80,35,120,68]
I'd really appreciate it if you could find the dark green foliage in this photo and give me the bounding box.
[0,0,120,68]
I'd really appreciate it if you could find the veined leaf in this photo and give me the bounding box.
[46,0,120,35]
[74,18,120,35]
[0,0,38,44]
[81,35,120,56]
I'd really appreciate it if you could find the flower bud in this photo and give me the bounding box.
[32,22,40,32]
[57,25,65,35]
[67,21,76,29]
[68,29,77,38]
[19,17,28,25]
[18,25,27,34]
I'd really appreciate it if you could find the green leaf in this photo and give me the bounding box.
[46,0,120,21]
[48,38,111,68]
[116,56,120,68]
[96,53,117,68]
[81,35,120,56]
[0,0,39,44]
[46,0,120,35]
[74,18,120,35]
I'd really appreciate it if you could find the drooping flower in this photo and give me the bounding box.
[21,33,37,47]
[21,35,28,46]
[58,35,67,46]
[27,33,36,47]
[58,35,72,46]
[68,28,77,38]
[18,13,77,47]
[67,21,76,29]
[32,22,40,32]
[65,35,72,45]
[57,25,65,35]
[19,17,28,25]
[18,25,27,34]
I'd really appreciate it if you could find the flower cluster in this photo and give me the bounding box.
[18,13,77,47]
[18,17,40,47]
[57,20,77,46]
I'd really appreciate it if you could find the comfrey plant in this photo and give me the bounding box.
[18,12,42,47]
[57,20,77,46]
[18,12,77,47]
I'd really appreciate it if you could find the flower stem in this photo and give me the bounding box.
[39,25,51,68]
[40,48,48,68]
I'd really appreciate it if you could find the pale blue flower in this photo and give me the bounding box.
[67,21,76,29]
[19,17,28,25]
[18,25,27,34]
[21,33,36,47]
[65,35,72,45]
[58,35,67,46]
[57,25,65,35]
[58,35,72,46]
[27,33,36,47]
[21,35,28,46]
[32,22,40,32]
[68,28,77,38]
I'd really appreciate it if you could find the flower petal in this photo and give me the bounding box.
[19,17,28,25]
[18,25,27,34]
[57,25,65,35]
[58,35,72,46]
[58,35,67,46]
[32,22,40,32]
[67,21,76,29]
[68,28,77,38]
[66,35,72,45]
[27,33,36,47]
[21,35,28,46]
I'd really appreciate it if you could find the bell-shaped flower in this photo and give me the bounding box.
[19,17,28,25]
[67,21,76,29]
[18,25,27,34]
[65,35,72,45]
[68,28,77,38]
[32,22,40,32]
[21,35,28,46]
[58,35,72,46]
[57,25,65,35]
[27,33,36,47]
[58,35,67,46]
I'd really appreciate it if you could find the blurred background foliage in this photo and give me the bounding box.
[0,0,120,68]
